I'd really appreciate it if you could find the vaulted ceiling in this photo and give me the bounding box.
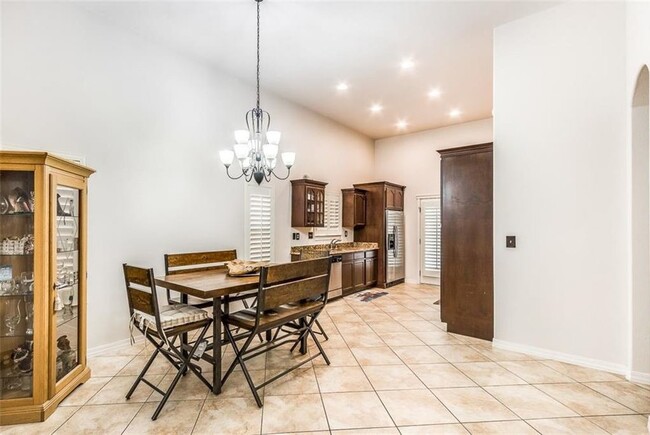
[79,1,557,139]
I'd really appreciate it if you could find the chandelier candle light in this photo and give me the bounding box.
[219,0,295,185]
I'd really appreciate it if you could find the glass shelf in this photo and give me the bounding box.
[0,254,34,258]
[1,213,34,217]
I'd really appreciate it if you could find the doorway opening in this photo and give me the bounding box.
[631,65,649,382]
[418,196,441,285]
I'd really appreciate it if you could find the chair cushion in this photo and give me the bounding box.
[135,304,209,331]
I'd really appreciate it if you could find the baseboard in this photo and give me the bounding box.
[88,336,144,358]
[493,339,628,376]
[628,370,650,385]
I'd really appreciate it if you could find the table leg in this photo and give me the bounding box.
[212,298,222,394]
[300,317,308,355]
[181,293,189,366]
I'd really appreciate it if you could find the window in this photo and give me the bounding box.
[420,197,441,284]
[315,193,341,238]
[245,185,273,261]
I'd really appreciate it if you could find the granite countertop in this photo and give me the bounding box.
[291,242,378,259]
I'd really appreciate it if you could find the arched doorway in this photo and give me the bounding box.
[631,65,649,382]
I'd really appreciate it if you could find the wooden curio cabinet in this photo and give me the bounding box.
[291,179,327,227]
[0,151,95,425]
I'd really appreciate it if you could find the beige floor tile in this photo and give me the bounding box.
[117,353,173,376]
[398,424,469,434]
[393,346,446,364]
[363,365,426,390]
[53,403,141,435]
[527,417,609,434]
[314,365,373,393]
[409,363,476,388]
[110,342,146,356]
[432,387,518,423]
[536,383,634,416]
[193,397,262,435]
[264,367,320,396]
[262,394,328,433]
[2,405,79,435]
[342,332,386,348]
[498,361,575,384]
[322,391,395,430]
[358,312,395,322]
[412,331,463,345]
[331,428,399,434]
[330,312,365,323]
[147,372,210,402]
[88,375,162,404]
[59,377,111,406]
[321,333,349,349]
[381,332,425,347]
[431,345,489,363]
[337,322,376,334]
[399,320,441,332]
[541,360,624,382]
[485,385,578,419]
[455,362,526,386]
[367,321,409,334]
[87,355,135,377]
[470,345,535,362]
[448,334,492,346]
[123,399,202,434]
[351,346,403,365]
[377,389,457,426]
[313,346,359,366]
[585,381,650,413]
[390,312,426,322]
[463,420,538,434]
[588,414,650,434]
[216,369,266,398]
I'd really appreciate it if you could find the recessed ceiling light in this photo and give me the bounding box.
[449,109,461,117]
[396,119,408,130]
[400,57,415,70]
[370,103,383,114]
[336,82,349,91]
[428,88,441,99]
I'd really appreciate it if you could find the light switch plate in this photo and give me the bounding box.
[506,236,516,248]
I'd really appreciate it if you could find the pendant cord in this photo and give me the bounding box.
[256,0,261,111]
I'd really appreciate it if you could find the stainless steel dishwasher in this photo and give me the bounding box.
[328,255,343,299]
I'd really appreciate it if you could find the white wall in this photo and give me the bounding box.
[374,118,493,283]
[627,1,650,383]
[0,2,374,349]
[493,2,628,370]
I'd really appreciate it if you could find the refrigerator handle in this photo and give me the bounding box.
[393,225,398,258]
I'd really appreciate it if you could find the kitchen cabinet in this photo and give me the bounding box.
[290,179,327,227]
[341,249,378,296]
[341,188,366,227]
[385,185,404,210]
[0,151,95,425]
[353,182,406,287]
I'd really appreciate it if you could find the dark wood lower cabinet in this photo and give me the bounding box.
[342,249,378,296]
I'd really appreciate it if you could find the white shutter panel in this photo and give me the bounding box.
[315,194,341,237]
[246,186,273,262]
[423,204,441,272]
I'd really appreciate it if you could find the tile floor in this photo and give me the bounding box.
[5,283,650,434]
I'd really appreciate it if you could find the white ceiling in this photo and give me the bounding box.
[77,1,557,139]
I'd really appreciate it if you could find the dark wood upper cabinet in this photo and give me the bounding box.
[438,143,493,341]
[291,179,327,227]
[342,188,366,227]
[385,185,404,210]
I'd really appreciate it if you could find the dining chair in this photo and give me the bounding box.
[122,264,213,420]
[221,258,332,407]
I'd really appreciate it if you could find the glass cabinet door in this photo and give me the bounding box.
[51,176,84,389]
[0,169,36,400]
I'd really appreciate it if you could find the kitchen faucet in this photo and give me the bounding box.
[329,239,342,250]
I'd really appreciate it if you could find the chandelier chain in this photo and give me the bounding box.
[256,0,261,111]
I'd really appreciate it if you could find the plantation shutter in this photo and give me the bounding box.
[423,201,441,273]
[315,194,341,237]
[246,186,273,262]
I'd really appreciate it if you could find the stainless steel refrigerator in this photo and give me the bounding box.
[385,210,405,285]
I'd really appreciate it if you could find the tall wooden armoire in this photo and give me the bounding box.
[437,143,493,341]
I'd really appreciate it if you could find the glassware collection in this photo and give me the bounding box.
[0,171,35,399]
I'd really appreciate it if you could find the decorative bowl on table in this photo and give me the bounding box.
[226,259,268,277]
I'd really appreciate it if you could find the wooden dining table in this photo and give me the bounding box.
[154,269,260,394]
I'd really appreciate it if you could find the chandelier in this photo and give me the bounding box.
[219,0,295,185]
